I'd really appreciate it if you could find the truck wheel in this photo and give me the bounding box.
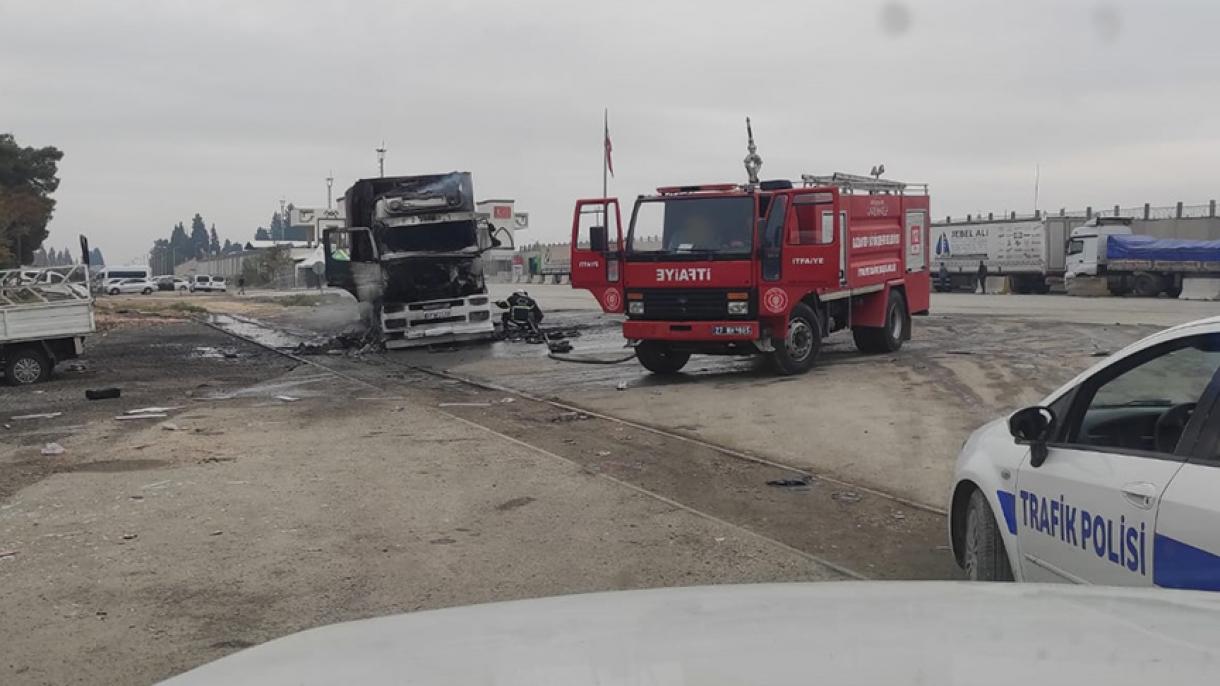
[962,489,1014,582]
[1132,273,1162,297]
[770,303,821,375]
[636,341,690,375]
[4,346,52,386]
[853,290,907,354]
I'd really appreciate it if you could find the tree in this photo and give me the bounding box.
[32,247,47,266]
[242,245,294,287]
[0,133,63,267]
[269,212,285,241]
[169,222,190,266]
[254,227,270,241]
[89,247,104,266]
[189,213,209,259]
[209,224,221,256]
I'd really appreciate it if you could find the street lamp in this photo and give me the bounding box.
[376,142,387,178]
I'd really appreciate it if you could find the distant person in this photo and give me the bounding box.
[976,260,988,295]
[938,262,950,292]
[237,275,246,295]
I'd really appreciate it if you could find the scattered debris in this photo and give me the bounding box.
[495,496,536,511]
[1090,350,1111,357]
[893,512,907,521]
[63,361,88,372]
[209,530,223,536]
[766,475,814,488]
[161,423,180,431]
[40,442,65,456]
[831,491,862,503]
[438,402,492,408]
[430,537,456,545]
[115,413,169,421]
[198,456,236,464]
[86,388,121,400]
[129,495,144,501]
[274,395,300,402]
[125,406,184,414]
[945,350,975,356]
[499,397,515,404]
[596,450,611,457]
[616,381,628,391]
[0,550,17,560]
[714,537,726,543]
[121,533,138,541]
[551,411,590,423]
[32,389,45,395]
[11,412,63,421]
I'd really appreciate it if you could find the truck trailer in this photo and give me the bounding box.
[1065,217,1220,297]
[569,143,931,375]
[931,216,1076,293]
[322,173,511,348]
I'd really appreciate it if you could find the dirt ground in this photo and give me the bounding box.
[2,289,1207,684]
[1,312,839,686]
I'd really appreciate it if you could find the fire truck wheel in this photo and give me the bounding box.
[853,290,907,354]
[636,341,690,375]
[770,303,821,375]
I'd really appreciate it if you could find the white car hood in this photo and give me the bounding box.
[163,582,1220,685]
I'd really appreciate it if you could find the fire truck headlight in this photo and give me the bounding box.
[628,301,645,315]
[727,301,749,315]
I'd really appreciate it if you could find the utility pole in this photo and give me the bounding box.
[326,172,334,209]
[1033,163,1040,216]
[376,142,387,178]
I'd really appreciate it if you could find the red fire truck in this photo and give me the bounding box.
[569,172,931,375]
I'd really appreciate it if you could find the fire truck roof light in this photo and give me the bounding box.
[656,184,740,195]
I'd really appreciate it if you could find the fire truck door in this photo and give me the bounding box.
[569,198,624,313]
[785,192,841,289]
[905,210,928,273]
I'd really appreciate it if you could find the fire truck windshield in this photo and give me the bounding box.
[628,196,754,260]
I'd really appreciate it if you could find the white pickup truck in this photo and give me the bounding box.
[1,265,96,385]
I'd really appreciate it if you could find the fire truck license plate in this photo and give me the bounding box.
[422,309,452,320]
[712,326,753,336]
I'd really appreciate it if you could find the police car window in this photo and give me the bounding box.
[1071,340,1220,454]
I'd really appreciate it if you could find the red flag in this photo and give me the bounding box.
[604,111,614,177]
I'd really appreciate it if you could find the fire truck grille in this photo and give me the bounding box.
[631,289,751,320]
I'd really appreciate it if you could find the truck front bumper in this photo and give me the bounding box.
[381,296,494,349]
[623,320,759,342]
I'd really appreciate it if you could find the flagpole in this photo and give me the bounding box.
[603,108,608,201]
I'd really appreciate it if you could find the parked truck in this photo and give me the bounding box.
[568,132,931,375]
[1,264,95,385]
[931,216,1077,293]
[1065,217,1220,297]
[322,173,512,348]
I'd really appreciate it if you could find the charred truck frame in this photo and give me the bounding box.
[570,124,931,375]
[324,173,511,348]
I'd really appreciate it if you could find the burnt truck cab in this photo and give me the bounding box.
[571,174,930,375]
[324,172,508,348]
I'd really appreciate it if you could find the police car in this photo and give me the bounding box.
[950,315,1220,589]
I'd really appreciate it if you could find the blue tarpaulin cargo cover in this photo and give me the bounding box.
[1107,234,1220,262]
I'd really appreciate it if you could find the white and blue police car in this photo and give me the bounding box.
[950,315,1220,588]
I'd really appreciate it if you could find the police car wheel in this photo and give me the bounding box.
[963,489,1014,582]
[636,341,690,375]
[770,303,821,375]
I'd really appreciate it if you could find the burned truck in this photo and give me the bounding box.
[323,172,508,348]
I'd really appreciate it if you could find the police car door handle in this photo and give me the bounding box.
[1120,482,1157,510]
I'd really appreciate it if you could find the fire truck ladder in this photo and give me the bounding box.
[800,173,928,196]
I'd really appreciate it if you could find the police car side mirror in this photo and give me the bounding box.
[1010,406,1055,467]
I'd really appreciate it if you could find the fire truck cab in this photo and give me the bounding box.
[570,173,931,375]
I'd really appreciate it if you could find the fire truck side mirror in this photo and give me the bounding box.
[589,226,608,253]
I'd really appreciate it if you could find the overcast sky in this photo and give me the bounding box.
[3,0,1218,264]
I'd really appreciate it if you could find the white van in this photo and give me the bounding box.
[94,265,151,293]
[189,275,227,293]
